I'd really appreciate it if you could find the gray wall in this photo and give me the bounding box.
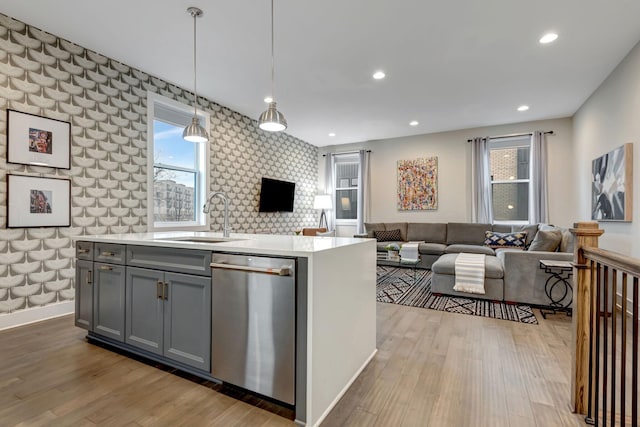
[574,39,640,259]
[0,14,318,318]
[320,117,574,237]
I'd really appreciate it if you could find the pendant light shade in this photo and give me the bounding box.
[183,7,209,143]
[183,117,209,143]
[258,0,287,132]
[259,101,287,132]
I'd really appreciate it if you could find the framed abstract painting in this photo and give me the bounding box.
[591,143,633,221]
[397,157,438,210]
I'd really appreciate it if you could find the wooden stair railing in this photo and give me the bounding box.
[571,222,639,426]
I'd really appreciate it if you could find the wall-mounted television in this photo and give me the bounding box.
[258,177,295,212]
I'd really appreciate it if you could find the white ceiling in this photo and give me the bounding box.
[1,1,640,147]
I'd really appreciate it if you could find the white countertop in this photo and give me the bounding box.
[74,231,371,257]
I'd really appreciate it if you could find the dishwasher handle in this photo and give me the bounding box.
[210,262,291,276]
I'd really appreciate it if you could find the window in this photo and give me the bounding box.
[489,137,530,223]
[334,154,359,222]
[147,93,209,231]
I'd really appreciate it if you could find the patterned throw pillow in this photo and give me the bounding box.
[374,229,402,242]
[483,231,527,249]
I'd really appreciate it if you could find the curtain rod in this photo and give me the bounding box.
[466,130,554,143]
[322,149,372,157]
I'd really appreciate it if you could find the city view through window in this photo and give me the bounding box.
[153,120,199,223]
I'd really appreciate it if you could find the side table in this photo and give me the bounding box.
[538,259,573,319]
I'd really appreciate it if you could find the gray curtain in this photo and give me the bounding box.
[323,153,335,230]
[529,131,548,223]
[471,136,493,223]
[356,150,371,234]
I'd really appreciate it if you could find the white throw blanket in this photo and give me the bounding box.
[453,253,486,295]
[399,242,420,262]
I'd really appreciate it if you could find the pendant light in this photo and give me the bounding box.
[258,0,287,132]
[183,7,209,143]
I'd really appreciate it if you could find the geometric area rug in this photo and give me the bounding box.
[376,266,538,324]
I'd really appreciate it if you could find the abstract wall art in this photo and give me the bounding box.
[591,143,633,221]
[397,157,438,210]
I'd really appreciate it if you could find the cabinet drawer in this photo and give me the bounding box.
[76,241,94,260]
[126,245,212,277]
[94,243,126,265]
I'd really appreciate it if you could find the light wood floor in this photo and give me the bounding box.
[0,305,586,427]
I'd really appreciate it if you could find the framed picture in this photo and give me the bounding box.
[7,175,71,228]
[7,109,71,169]
[591,143,633,221]
[397,157,438,210]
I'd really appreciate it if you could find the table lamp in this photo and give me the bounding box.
[313,194,332,229]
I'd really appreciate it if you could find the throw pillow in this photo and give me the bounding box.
[374,229,402,242]
[483,231,527,249]
[528,229,562,252]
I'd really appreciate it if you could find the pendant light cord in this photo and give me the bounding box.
[270,0,275,100]
[193,10,198,117]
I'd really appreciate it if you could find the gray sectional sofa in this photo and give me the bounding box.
[361,221,574,308]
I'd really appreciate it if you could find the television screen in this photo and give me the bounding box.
[258,177,295,212]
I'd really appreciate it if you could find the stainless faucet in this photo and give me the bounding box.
[203,191,231,237]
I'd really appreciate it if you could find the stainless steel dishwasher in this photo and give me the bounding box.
[210,253,295,405]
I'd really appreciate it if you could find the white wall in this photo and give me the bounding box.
[320,117,575,236]
[574,40,640,259]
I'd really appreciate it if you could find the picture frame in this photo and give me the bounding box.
[7,175,71,228]
[397,157,438,210]
[6,109,71,169]
[591,143,633,222]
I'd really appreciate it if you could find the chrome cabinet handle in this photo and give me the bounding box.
[101,251,116,257]
[163,282,168,300]
[87,270,92,285]
[78,248,90,254]
[210,262,291,276]
[98,265,113,271]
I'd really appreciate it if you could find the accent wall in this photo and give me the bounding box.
[0,13,318,328]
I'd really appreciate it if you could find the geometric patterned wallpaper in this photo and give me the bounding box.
[0,13,318,316]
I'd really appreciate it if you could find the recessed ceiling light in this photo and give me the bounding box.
[409,121,419,126]
[517,105,529,112]
[539,32,558,44]
[264,96,273,103]
[328,133,336,137]
[372,71,386,80]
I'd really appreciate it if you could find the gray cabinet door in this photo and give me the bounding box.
[75,260,93,330]
[163,272,211,371]
[93,262,125,342]
[125,267,164,355]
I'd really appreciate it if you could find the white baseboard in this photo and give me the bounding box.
[0,301,74,331]
[616,292,634,317]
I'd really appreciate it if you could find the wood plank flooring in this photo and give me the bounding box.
[0,305,586,426]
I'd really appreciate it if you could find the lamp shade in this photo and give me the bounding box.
[259,101,287,132]
[313,194,332,210]
[183,117,209,143]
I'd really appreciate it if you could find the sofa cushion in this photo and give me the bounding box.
[364,222,386,238]
[528,228,562,252]
[374,229,402,242]
[446,223,492,245]
[384,222,408,241]
[560,229,574,253]
[445,244,495,255]
[432,253,503,279]
[511,224,539,248]
[483,231,527,250]
[491,224,512,233]
[418,242,447,255]
[407,223,447,243]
